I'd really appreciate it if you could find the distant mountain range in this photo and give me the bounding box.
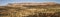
[6,2,60,7]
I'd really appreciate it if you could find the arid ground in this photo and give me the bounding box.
[0,2,60,17]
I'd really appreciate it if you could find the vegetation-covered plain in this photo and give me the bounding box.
[0,2,60,17]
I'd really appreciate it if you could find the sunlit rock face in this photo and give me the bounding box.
[0,2,60,17]
[7,2,56,7]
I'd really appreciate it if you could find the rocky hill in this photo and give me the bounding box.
[0,2,60,17]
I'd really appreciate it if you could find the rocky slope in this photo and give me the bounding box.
[0,2,60,17]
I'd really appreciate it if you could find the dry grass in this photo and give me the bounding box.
[0,3,60,17]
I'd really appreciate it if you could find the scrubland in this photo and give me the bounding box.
[0,2,60,17]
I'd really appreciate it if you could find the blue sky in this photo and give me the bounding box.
[0,0,60,6]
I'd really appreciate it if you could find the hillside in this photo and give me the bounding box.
[0,2,60,17]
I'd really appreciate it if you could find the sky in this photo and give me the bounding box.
[0,0,60,6]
